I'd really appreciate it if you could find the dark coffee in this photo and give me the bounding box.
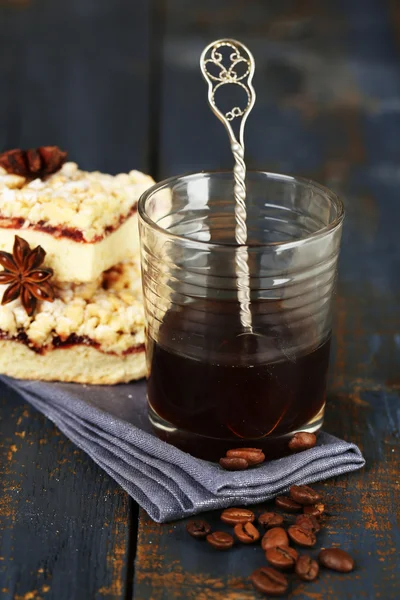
[147,302,330,460]
[251,567,288,596]
[295,514,321,533]
[289,432,317,452]
[261,527,289,551]
[206,531,234,550]
[275,496,302,513]
[220,507,254,525]
[265,546,298,570]
[288,525,317,547]
[318,548,355,572]
[186,519,211,539]
[290,485,322,505]
[234,522,260,544]
[304,502,325,517]
[295,555,319,581]
[219,456,248,470]
[182,481,356,590]
[258,512,284,529]
[226,447,265,465]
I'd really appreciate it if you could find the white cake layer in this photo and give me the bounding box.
[0,340,146,384]
[0,212,139,283]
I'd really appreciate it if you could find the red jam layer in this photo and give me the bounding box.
[0,204,137,243]
[0,329,144,357]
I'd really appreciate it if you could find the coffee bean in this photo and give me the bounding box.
[234,522,260,544]
[288,525,317,547]
[304,502,325,517]
[251,567,288,596]
[290,485,322,506]
[295,555,319,581]
[261,527,289,551]
[219,457,248,470]
[288,432,317,452]
[226,447,265,466]
[206,531,234,550]
[275,495,302,513]
[220,507,255,525]
[319,548,355,572]
[265,546,298,570]
[186,519,211,539]
[258,512,284,529]
[295,514,321,533]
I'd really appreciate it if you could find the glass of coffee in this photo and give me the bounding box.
[138,171,344,461]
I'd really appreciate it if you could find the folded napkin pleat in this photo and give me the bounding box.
[2,376,365,523]
[33,394,194,511]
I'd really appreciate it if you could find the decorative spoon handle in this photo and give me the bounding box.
[200,39,256,332]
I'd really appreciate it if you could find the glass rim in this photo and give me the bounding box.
[138,170,345,250]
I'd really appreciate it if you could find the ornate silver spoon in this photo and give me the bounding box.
[200,38,256,333]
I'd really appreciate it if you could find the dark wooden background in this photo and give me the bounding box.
[0,0,399,598]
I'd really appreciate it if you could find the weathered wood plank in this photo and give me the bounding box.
[0,4,18,150]
[0,0,151,174]
[134,0,400,598]
[0,0,151,598]
[0,386,133,600]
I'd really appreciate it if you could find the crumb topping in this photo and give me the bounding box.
[0,162,154,242]
[0,258,145,354]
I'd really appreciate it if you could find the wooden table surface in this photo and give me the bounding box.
[0,1,399,598]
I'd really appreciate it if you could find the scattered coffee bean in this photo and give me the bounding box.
[186,519,211,539]
[265,546,298,570]
[295,514,321,533]
[234,522,260,544]
[290,485,322,506]
[304,502,325,517]
[288,525,317,547]
[288,432,317,452]
[251,567,288,596]
[206,531,234,551]
[219,456,248,470]
[220,507,255,525]
[319,548,355,572]
[295,555,319,581]
[258,512,284,529]
[186,456,361,593]
[226,447,265,466]
[261,527,289,551]
[275,495,302,513]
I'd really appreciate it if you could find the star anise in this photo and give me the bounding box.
[0,236,55,316]
[0,146,67,179]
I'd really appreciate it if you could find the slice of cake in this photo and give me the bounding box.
[0,253,146,385]
[0,146,155,282]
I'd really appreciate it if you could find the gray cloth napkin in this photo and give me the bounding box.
[1,375,365,523]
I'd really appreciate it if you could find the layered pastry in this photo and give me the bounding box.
[0,147,154,282]
[0,247,146,384]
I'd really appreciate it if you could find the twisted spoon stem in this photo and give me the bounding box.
[232,142,252,333]
[200,38,256,333]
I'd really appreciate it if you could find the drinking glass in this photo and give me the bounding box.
[138,171,344,460]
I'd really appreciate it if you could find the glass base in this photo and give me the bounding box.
[148,403,325,462]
